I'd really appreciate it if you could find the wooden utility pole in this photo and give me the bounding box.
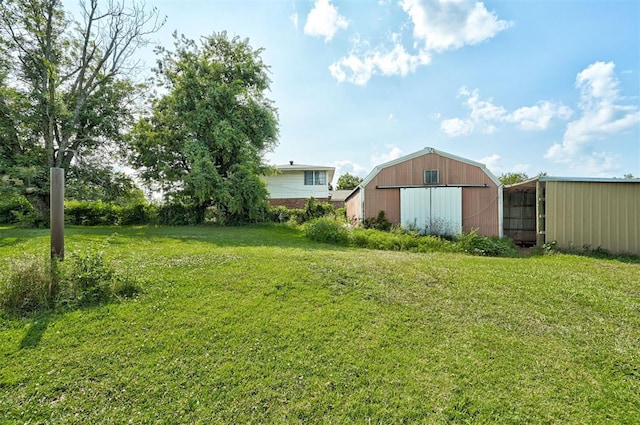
[50,167,64,260]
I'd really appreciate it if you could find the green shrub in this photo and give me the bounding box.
[157,202,201,226]
[0,195,44,227]
[1,250,140,315]
[455,230,518,257]
[65,200,120,225]
[267,205,302,224]
[349,227,454,253]
[267,199,335,225]
[58,250,114,307]
[119,203,158,225]
[302,197,335,222]
[303,217,349,245]
[362,210,392,232]
[0,255,57,313]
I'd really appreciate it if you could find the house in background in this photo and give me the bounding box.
[504,176,640,255]
[345,147,503,237]
[263,162,335,208]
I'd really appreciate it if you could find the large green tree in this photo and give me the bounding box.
[498,172,529,186]
[336,173,363,190]
[0,0,163,220]
[128,32,279,223]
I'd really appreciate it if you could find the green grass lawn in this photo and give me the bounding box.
[1,225,639,423]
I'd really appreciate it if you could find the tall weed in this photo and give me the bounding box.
[1,249,140,315]
[0,255,57,313]
[303,217,349,245]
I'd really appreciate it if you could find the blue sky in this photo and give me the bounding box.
[90,0,640,180]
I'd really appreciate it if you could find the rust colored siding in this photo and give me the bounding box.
[362,152,500,236]
[364,187,401,223]
[345,190,361,224]
[546,181,640,255]
[462,187,500,236]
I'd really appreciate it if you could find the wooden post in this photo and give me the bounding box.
[50,167,64,260]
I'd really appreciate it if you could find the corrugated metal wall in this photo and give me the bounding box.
[363,153,500,236]
[546,181,640,255]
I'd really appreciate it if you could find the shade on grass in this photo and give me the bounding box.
[1,225,639,423]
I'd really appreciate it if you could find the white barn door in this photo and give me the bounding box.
[400,187,462,236]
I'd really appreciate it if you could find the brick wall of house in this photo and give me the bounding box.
[268,198,330,209]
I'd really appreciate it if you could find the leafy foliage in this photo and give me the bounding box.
[349,227,454,253]
[303,217,349,245]
[65,165,146,205]
[455,229,519,257]
[129,32,278,224]
[336,173,363,190]
[0,0,162,220]
[0,249,139,315]
[498,172,529,185]
[362,210,392,231]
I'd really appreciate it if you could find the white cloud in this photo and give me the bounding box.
[290,12,299,30]
[304,0,348,42]
[511,163,532,174]
[400,0,512,52]
[478,154,502,173]
[477,155,532,176]
[440,87,505,136]
[329,0,510,85]
[331,159,369,181]
[371,145,403,166]
[545,61,640,174]
[329,43,431,85]
[508,102,573,130]
[441,87,573,136]
[440,117,474,136]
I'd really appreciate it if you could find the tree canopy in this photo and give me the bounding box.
[336,173,363,190]
[498,172,529,186]
[0,0,163,220]
[128,32,279,224]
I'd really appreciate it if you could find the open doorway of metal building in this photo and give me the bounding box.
[503,178,540,246]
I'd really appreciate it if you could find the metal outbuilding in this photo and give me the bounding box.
[504,176,640,255]
[345,147,503,237]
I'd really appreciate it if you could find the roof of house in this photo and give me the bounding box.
[329,190,352,202]
[275,163,335,172]
[269,162,336,185]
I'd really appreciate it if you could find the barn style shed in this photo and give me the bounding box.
[345,147,503,237]
[504,176,640,255]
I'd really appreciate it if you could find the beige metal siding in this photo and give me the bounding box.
[363,153,500,236]
[546,181,640,255]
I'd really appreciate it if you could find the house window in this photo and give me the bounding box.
[424,169,439,184]
[304,170,327,185]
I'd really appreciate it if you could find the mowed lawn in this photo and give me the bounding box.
[0,225,639,424]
